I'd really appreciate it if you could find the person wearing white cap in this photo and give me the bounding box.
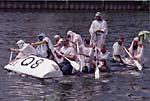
[128,37,144,64]
[53,35,63,51]
[112,37,125,63]
[10,40,37,60]
[53,35,63,63]
[32,33,53,59]
[67,30,83,48]
[67,30,83,69]
[89,12,108,49]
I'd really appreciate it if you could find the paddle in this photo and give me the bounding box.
[123,47,142,70]
[95,48,100,79]
[55,50,80,71]
[9,51,13,62]
[76,42,84,72]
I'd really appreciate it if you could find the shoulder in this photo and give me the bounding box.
[92,20,97,24]
[102,20,107,24]
[113,42,118,47]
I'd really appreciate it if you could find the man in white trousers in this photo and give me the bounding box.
[89,12,108,49]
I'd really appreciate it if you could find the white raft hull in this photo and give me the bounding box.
[4,55,63,79]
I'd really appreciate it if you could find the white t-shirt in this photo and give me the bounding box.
[60,46,76,61]
[81,45,93,62]
[97,50,110,60]
[112,42,125,57]
[80,45,94,67]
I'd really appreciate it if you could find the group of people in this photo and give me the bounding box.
[10,12,145,75]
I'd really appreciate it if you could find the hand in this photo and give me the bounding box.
[10,48,15,51]
[31,43,35,46]
[131,57,137,60]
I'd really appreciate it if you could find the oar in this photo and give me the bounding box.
[55,50,80,71]
[95,48,100,79]
[76,42,83,72]
[9,51,13,62]
[123,47,142,70]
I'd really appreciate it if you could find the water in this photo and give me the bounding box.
[0,10,150,101]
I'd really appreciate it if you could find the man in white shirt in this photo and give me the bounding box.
[10,40,37,60]
[94,45,110,72]
[112,37,125,63]
[89,12,108,49]
[55,38,76,75]
[32,33,53,59]
[78,38,94,73]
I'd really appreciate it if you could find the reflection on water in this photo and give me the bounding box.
[0,10,150,101]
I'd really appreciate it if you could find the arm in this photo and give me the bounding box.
[32,40,47,46]
[10,48,20,52]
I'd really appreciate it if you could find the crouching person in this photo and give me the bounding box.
[93,45,110,72]
[55,38,76,75]
[10,40,37,61]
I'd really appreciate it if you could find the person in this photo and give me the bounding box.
[128,37,144,64]
[78,38,94,73]
[54,38,76,75]
[89,12,108,49]
[53,35,63,63]
[32,33,54,59]
[10,40,37,60]
[67,30,83,50]
[138,31,150,44]
[112,37,125,63]
[53,34,63,51]
[93,45,110,72]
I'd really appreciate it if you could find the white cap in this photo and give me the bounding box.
[38,33,45,37]
[133,37,138,42]
[95,12,101,17]
[16,40,24,45]
[54,35,60,39]
[67,30,73,36]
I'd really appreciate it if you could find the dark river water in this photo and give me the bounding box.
[0,10,150,101]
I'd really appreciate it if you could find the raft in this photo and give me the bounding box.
[4,55,63,79]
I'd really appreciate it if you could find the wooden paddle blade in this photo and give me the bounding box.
[124,47,143,71]
[9,51,13,62]
[64,57,80,71]
[134,60,142,70]
[95,67,100,79]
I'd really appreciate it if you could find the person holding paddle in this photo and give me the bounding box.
[10,40,37,61]
[78,38,94,73]
[31,33,54,59]
[128,37,144,65]
[54,38,76,75]
[112,37,125,63]
[93,45,110,72]
[67,30,83,50]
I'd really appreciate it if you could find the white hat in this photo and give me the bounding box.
[67,30,73,36]
[133,37,139,42]
[38,33,45,37]
[16,40,24,45]
[54,35,60,38]
[95,12,101,17]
